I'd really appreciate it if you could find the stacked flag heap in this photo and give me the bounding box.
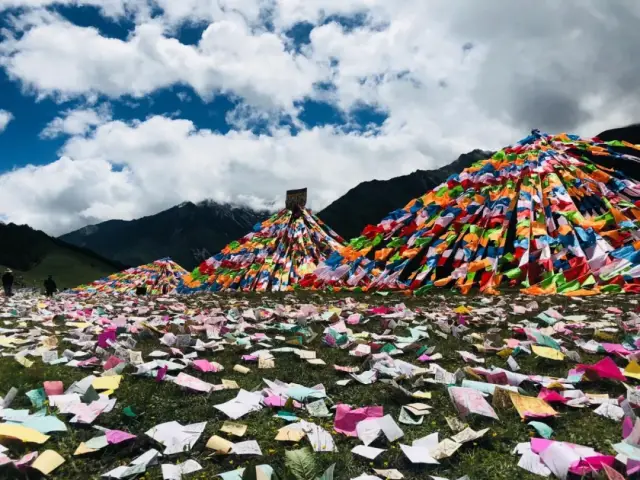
[178,189,346,292]
[71,258,187,295]
[310,130,640,295]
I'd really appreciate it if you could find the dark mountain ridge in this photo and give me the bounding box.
[60,200,270,269]
[317,149,494,240]
[0,222,126,288]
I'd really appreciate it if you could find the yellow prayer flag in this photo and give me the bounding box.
[532,345,565,361]
[205,435,233,454]
[32,450,65,475]
[92,375,122,391]
[497,348,513,358]
[222,379,239,390]
[15,356,34,368]
[411,391,432,399]
[0,424,50,444]
[65,322,91,329]
[625,361,640,380]
[220,421,247,437]
[509,392,557,420]
[74,442,98,456]
[275,425,306,442]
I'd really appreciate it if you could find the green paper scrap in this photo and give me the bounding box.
[528,421,553,439]
[123,406,137,418]
[26,388,46,408]
[381,343,397,354]
[81,386,100,404]
[276,411,299,422]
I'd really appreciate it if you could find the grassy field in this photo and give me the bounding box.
[0,291,630,479]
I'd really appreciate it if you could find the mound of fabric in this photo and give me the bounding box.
[178,208,345,293]
[309,130,640,295]
[70,258,187,296]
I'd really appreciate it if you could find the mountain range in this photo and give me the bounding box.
[60,201,269,270]
[318,149,494,240]
[59,125,640,271]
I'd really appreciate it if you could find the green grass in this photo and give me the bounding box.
[0,291,630,479]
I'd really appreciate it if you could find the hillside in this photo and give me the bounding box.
[0,222,126,290]
[60,201,270,270]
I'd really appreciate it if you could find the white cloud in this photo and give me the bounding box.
[40,104,112,138]
[0,110,13,133]
[149,0,266,27]
[0,0,149,18]
[0,13,323,113]
[0,113,502,235]
[1,0,640,235]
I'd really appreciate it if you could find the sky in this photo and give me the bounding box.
[0,1,639,236]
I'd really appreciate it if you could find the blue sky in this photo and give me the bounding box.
[0,1,637,235]
[0,5,386,173]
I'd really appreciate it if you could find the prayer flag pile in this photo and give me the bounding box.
[70,258,187,296]
[308,130,640,295]
[178,189,346,292]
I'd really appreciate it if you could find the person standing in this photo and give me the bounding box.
[2,269,14,297]
[44,275,57,297]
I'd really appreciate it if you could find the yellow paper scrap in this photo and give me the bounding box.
[32,450,65,475]
[222,379,240,390]
[258,358,275,369]
[0,424,50,444]
[463,367,484,381]
[454,306,472,314]
[41,337,58,349]
[625,361,640,380]
[92,375,122,391]
[509,392,557,419]
[532,345,565,361]
[15,356,34,368]
[74,442,97,456]
[66,322,91,329]
[220,422,247,437]
[405,403,431,416]
[497,348,513,358]
[206,435,233,454]
[307,358,326,366]
[412,391,432,399]
[0,337,17,347]
[275,426,306,442]
[233,365,250,374]
[545,381,566,391]
[595,330,615,342]
[297,350,316,359]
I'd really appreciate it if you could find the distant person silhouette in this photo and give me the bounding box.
[135,282,147,296]
[44,275,57,297]
[2,269,14,297]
